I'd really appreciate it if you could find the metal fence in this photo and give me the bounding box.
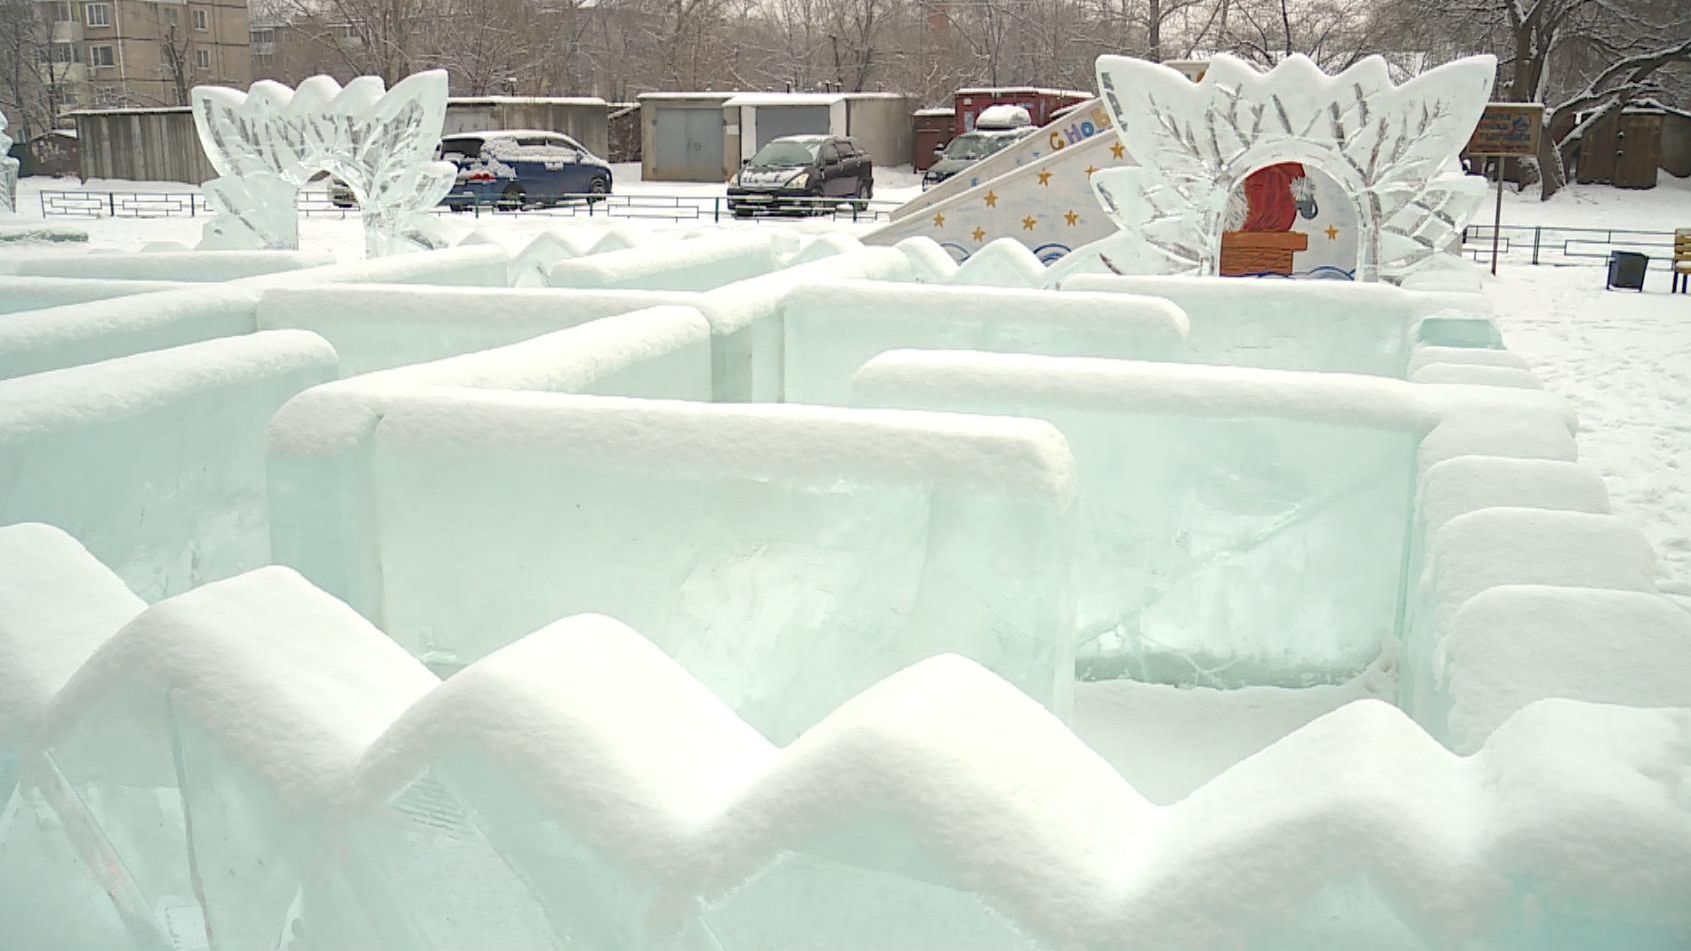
[37,188,905,226]
[1458,224,1680,267]
[36,189,1680,263]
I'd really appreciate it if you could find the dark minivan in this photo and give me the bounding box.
[727,134,873,217]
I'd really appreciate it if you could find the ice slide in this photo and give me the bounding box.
[868,100,1131,264]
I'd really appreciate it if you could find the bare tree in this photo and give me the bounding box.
[0,0,79,137]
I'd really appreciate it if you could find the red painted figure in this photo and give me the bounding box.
[1240,162,1308,232]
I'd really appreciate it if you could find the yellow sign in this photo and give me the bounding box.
[1467,103,1545,156]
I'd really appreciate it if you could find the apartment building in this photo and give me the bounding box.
[38,0,251,110]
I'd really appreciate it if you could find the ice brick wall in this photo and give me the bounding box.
[852,350,1432,686]
[0,331,337,600]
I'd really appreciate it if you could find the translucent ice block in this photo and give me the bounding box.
[257,285,695,375]
[9,249,333,282]
[0,567,435,951]
[1060,274,1484,376]
[0,286,260,381]
[267,308,712,619]
[0,331,337,600]
[545,232,793,291]
[853,350,1428,687]
[0,277,189,316]
[368,393,1075,740]
[781,280,1188,406]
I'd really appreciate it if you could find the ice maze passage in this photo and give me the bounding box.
[3,216,1691,950]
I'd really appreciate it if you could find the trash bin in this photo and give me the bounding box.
[1606,251,1649,291]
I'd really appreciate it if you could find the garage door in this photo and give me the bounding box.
[654,106,726,181]
[756,106,831,150]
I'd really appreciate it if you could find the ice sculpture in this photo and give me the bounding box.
[0,110,17,216]
[192,70,457,257]
[1084,54,1495,282]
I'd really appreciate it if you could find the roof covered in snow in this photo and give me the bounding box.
[726,92,844,107]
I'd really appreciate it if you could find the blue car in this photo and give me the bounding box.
[438,130,614,210]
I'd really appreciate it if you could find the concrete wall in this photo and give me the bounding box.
[846,95,915,169]
[74,108,214,184]
[445,98,611,158]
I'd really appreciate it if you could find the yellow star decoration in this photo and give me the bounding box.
[984,191,999,208]
[1064,210,1080,227]
[1325,225,1340,241]
[1037,170,1053,186]
[1022,216,1038,231]
[972,227,986,242]
[1085,165,1098,176]
[1110,142,1126,159]
[933,212,945,228]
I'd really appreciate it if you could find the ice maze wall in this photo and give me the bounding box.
[1,227,1690,951]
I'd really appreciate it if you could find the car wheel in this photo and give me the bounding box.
[851,180,871,211]
[497,184,526,211]
[587,177,610,204]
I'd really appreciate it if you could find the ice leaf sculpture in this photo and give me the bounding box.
[0,110,18,216]
[1089,53,1495,282]
[192,70,456,258]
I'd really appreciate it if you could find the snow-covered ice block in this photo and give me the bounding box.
[853,350,1429,686]
[949,238,1047,287]
[368,393,1075,741]
[340,614,773,950]
[545,232,790,291]
[782,281,1188,406]
[239,244,511,289]
[267,307,712,618]
[1418,412,1577,469]
[0,566,436,951]
[0,277,189,315]
[1418,457,1610,537]
[894,235,962,282]
[257,284,693,374]
[1412,312,1504,349]
[351,630,1691,951]
[1439,586,1691,752]
[1425,508,1657,629]
[0,522,143,821]
[0,331,337,601]
[1406,343,1530,375]
[1410,363,1542,388]
[0,522,143,744]
[1060,274,1482,376]
[690,246,915,402]
[0,285,260,380]
[1403,507,1659,721]
[3,249,333,281]
[789,233,863,265]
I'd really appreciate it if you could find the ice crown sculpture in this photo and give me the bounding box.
[1087,54,1495,281]
[192,70,457,257]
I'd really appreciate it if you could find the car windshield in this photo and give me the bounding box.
[944,133,1016,161]
[439,137,484,162]
[750,140,819,167]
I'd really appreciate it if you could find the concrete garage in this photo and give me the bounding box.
[639,93,737,183]
[729,92,912,169]
[641,91,914,183]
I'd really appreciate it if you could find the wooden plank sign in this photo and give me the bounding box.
[1467,103,1545,156]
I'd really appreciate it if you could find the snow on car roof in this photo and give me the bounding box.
[443,129,578,140]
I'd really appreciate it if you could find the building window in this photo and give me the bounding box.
[88,44,114,67]
[251,27,275,56]
[52,2,74,22]
[195,48,210,69]
[51,42,81,64]
[94,85,121,108]
[333,22,361,43]
[83,2,111,26]
[192,8,208,30]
